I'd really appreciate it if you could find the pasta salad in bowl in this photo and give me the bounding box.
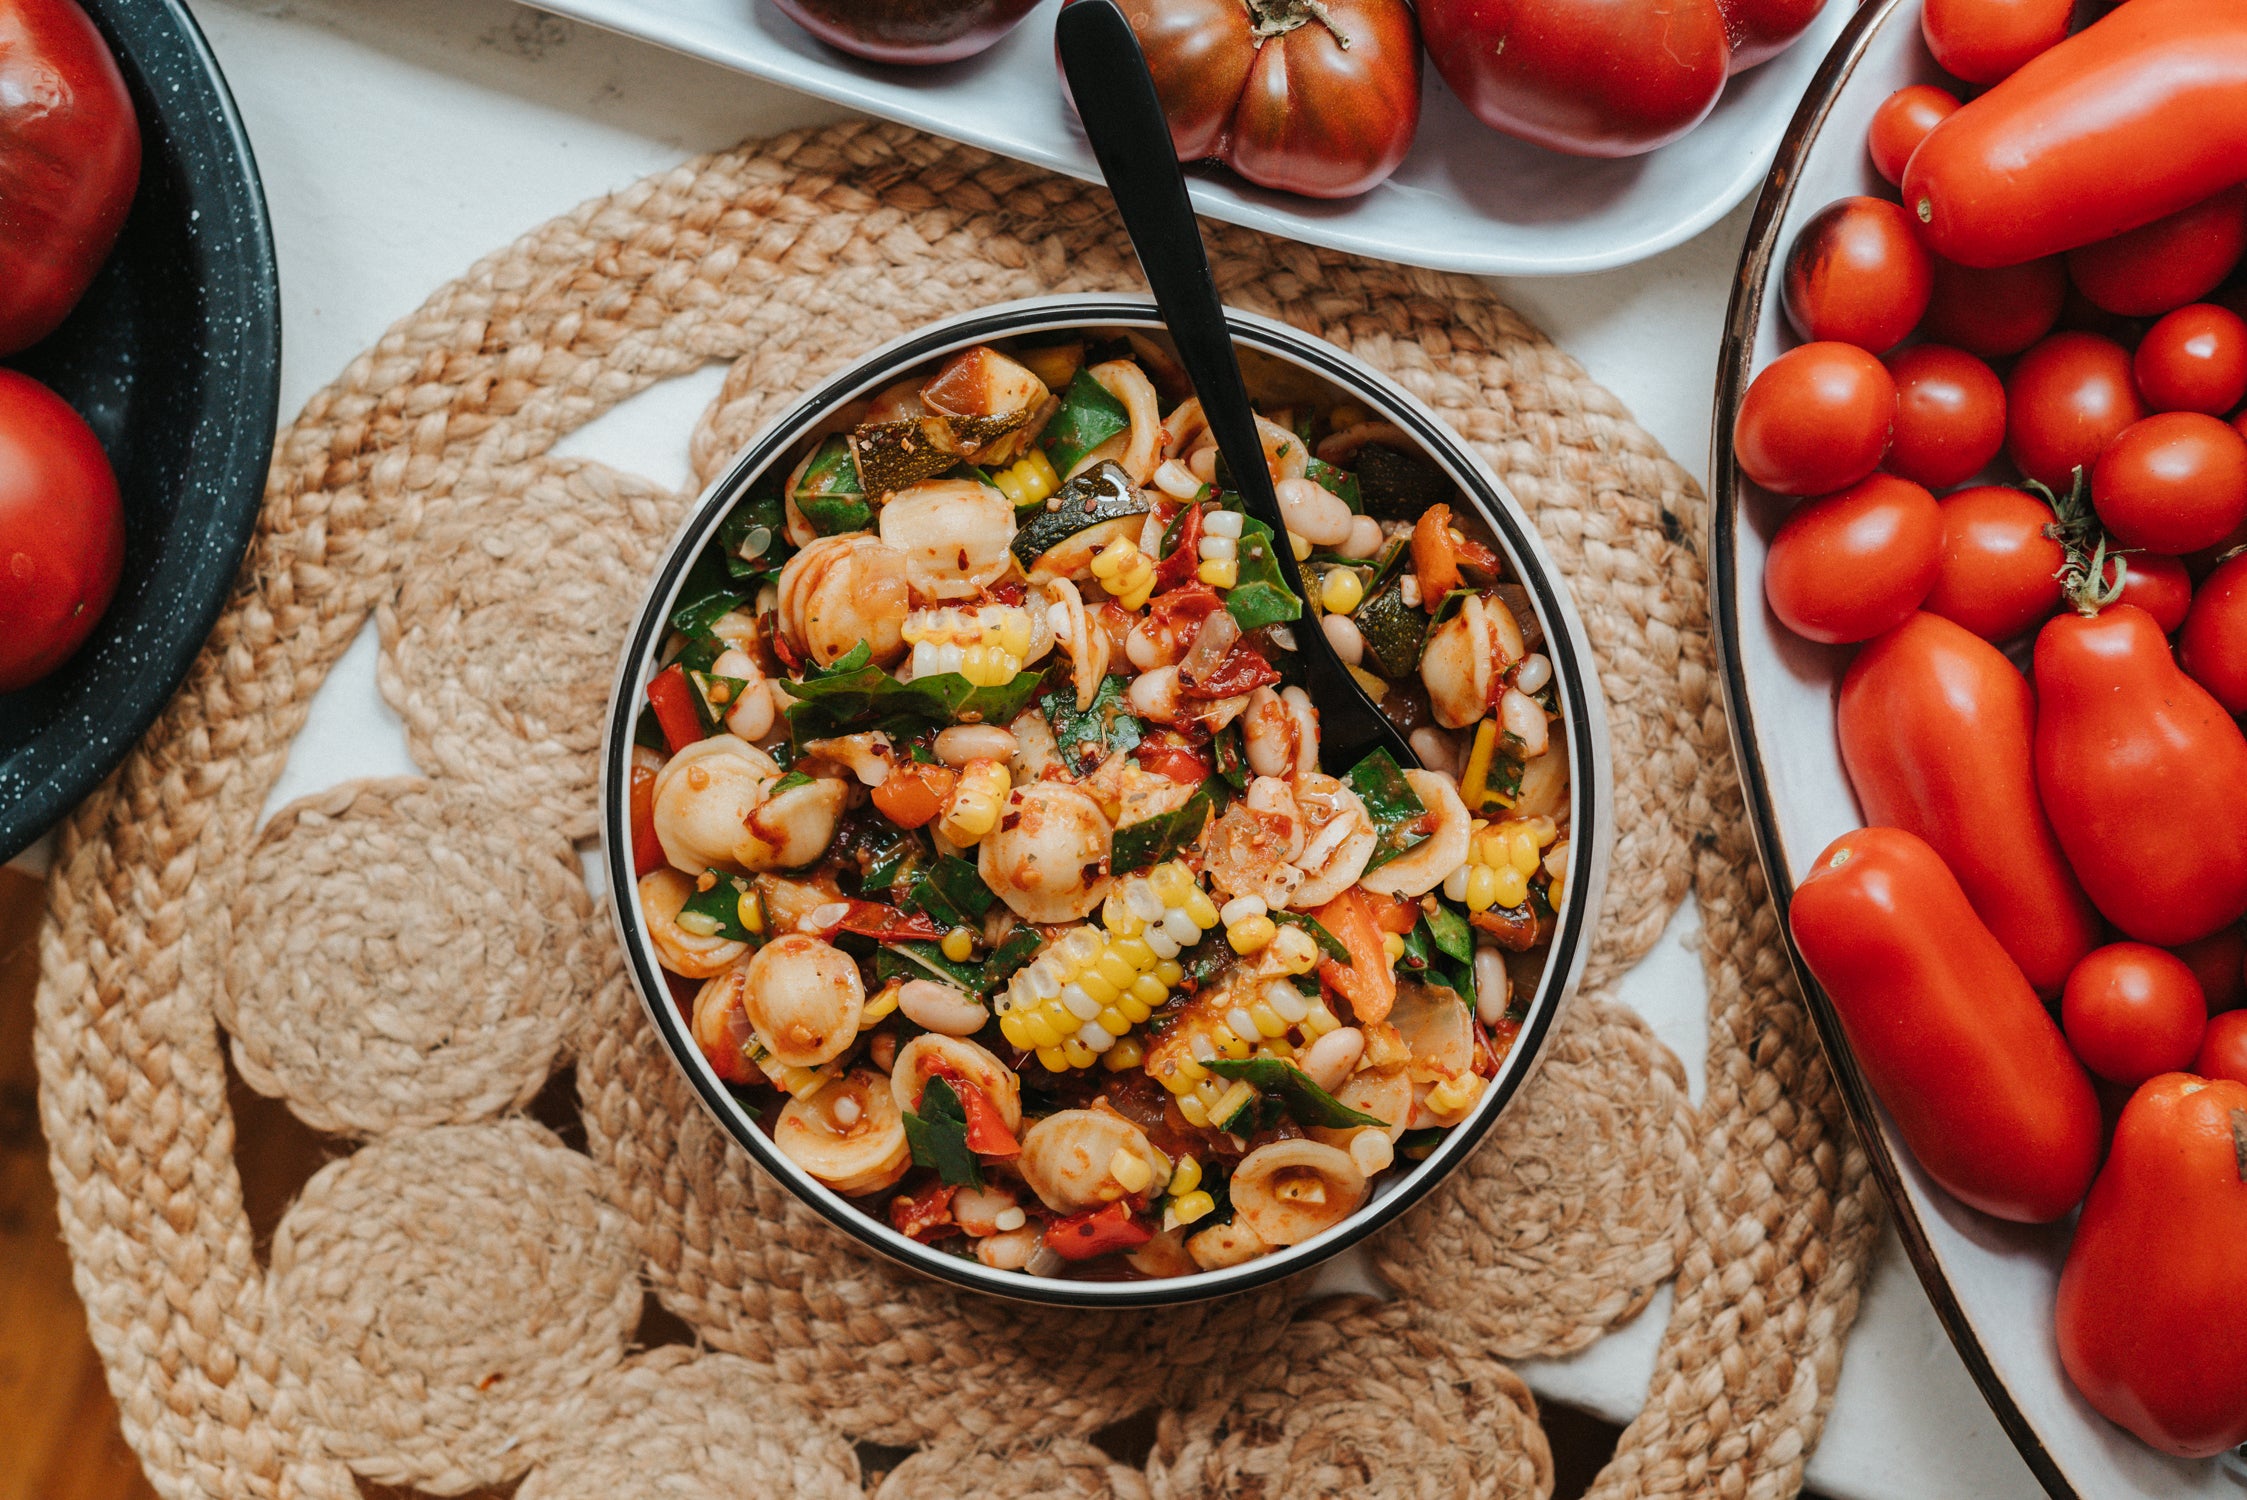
[603,296,1610,1303]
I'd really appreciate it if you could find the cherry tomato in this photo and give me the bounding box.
[2067,187,2247,319]
[2098,551,2193,633]
[1922,484,2064,641]
[1788,826,2100,1223]
[0,0,142,355]
[1919,0,2070,85]
[2170,925,2245,1015]
[1416,0,1728,158]
[2133,303,2247,415]
[1087,0,1422,197]
[2193,1011,2247,1084]
[2035,603,2247,945]
[1732,341,1894,496]
[0,367,124,692]
[2061,944,2207,1086]
[1866,83,1958,186]
[2057,1074,2247,1458]
[1782,197,1933,353]
[2178,550,2247,713]
[1839,613,2100,995]
[2090,411,2247,555]
[1764,473,1941,644]
[2005,332,2145,492]
[1919,255,2066,359]
[1883,343,2004,488]
[871,761,958,829]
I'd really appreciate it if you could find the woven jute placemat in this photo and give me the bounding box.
[33,121,1882,1499]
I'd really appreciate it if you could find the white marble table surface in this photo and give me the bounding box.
[16,1,2049,1494]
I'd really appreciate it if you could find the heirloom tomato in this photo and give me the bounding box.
[1865,84,1957,187]
[1764,474,1940,644]
[1919,0,2069,85]
[2133,302,2247,415]
[1921,485,2063,641]
[2061,944,2207,1087]
[1781,197,1931,354]
[2005,332,2144,492]
[1918,255,2065,359]
[2178,550,2247,714]
[1883,344,2003,490]
[1732,341,1893,496]
[0,367,123,692]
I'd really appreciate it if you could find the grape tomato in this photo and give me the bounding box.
[1884,343,2005,489]
[1866,84,1958,186]
[1922,484,2065,641]
[2005,331,2145,492]
[1920,255,2066,359]
[1732,342,1894,496]
[2067,187,2247,319]
[2091,411,2247,555]
[1764,472,1942,644]
[2060,943,2207,1086]
[2178,550,2247,713]
[1782,197,1933,353]
[2133,303,2247,415]
[1919,0,2071,85]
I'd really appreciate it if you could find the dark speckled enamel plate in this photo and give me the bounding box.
[0,0,280,859]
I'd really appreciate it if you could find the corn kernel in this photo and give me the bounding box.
[1271,927,1318,975]
[1078,970,1122,1007]
[1024,448,1059,491]
[1319,569,1364,614]
[1037,1045,1069,1073]
[1466,865,1500,912]
[1177,1095,1210,1128]
[1062,1038,1098,1070]
[1022,1012,1066,1050]
[1247,1001,1288,1038]
[1492,865,1529,909]
[1155,959,1184,988]
[1184,889,1221,929]
[1000,1013,1032,1049]
[992,467,1027,505]
[1129,973,1168,1008]
[1220,1030,1252,1061]
[1226,915,1277,954]
[1109,1147,1153,1194]
[1101,893,1142,937]
[1105,1035,1146,1071]
[1173,1051,1208,1083]
[1118,995,1153,1025]
[941,926,976,962]
[1211,1079,1257,1126]
[1428,1072,1487,1116]
[861,981,901,1024]
[1165,1189,1216,1229]
[1291,533,1312,561]
[1197,557,1239,589]
[1110,937,1156,972]
[1303,1001,1340,1037]
[1097,1006,1132,1037]
[1382,931,1406,964]
[737,887,765,935]
[1095,950,1139,990]
[1170,1155,1202,1195]
[1219,895,1267,927]
[1260,1036,1295,1060]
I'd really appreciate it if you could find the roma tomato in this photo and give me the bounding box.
[1782,197,1932,354]
[1764,474,1940,644]
[2005,332,2145,492]
[1416,0,1729,158]
[2061,944,2207,1086]
[1723,0,1829,72]
[1866,83,1958,186]
[2067,187,2247,319]
[2193,1011,2247,1083]
[1920,0,2069,86]
[2035,603,2247,945]
[1732,341,1893,497]
[1839,613,2099,994]
[0,0,141,355]
[2055,1073,2247,1458]
[1788,826,2101,1222]
[1092,0,1422,197]
[2133,302,2247,415]
[2098,550,2193,633]
[1883,343,2004,489]
[2090,411,2247,555]
[0,367,123,692]
[2172,925,2246,1014]
[1918,254,2066,359]
[2178,550,2247,713]
[1922,485,2064,641]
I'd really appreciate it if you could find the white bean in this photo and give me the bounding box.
[976,1225,1042,1270]
[934,724,1017,767]
[896,979,989,1036]
[1474,947,1512,1027]
[1153,458,1202,499]
[1409,727,1461,779]
[1338,515,1386,559]
[1319,613,1365,667]
[1187,446,1218,483]
[1501,687,1550,758]
[1275,476,1355,547]
[1515,652,1553,694]
[1301,1026,1365,1092]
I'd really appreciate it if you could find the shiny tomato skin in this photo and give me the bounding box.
[2193,1011,2247,1082]
[2178,550,2247,714]
[770,0,1042,61]
[1866,83,1958,186]
[2090,411,2247,555]
[1919,255,2066,359]
[2005,331,2145,492]
[2098,551,2193,634]
[2035,603,2247,945]
[0,0,142,354]
[2061,944,2208,1086]
[2056,1073,2247,1458]
[1922,484,2065,642]
[1839,613,2101,995]
[1782,197,1932,353]
[1732,341,1894,496]
[2133,303,2247,415]
[1764,473,1940,644]
[1789,826,2101,1222]
[1416,0,1730,158]
[1920,0,2070,85]
[0,367,123,692]
[2067,188,2247,319]
[1221,0,1423,197]
[2171,925,2246,1015]
[1721,0,1829,72]
[1884,343,2004,489]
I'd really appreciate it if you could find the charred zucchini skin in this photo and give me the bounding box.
[1355,441,1454,522]
[1009,460,1149,569]
[850,417,964,494]
[1355,572,1428,680]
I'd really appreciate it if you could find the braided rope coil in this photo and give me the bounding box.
[32,121,1879,1500]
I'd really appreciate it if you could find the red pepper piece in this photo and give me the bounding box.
[1046,1200,1153,1261]
[889,1181,958,1241]
[1133,739,1211,784]
[837,900,946,943]
[1149,502,1204,593]
[646,664,704,755]
[628,760,665,878]
[1182,642,1281,700]
[924,1062,1021,1157]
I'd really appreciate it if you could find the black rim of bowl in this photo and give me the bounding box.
[0,0,281,861]
[601,295,1608,1307]
[1709,0,2082,1493]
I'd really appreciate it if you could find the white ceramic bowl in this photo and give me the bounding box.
[1712,3,2247,1493]
[601,293,1612,1305]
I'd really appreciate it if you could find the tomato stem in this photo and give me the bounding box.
[1243,0,1350,46]
[2038,466,2129,616]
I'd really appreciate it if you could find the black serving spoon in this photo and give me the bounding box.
[1055,0,1418,774]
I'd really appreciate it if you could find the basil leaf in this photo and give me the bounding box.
[1430,588,1475,627]
[1271,909,1350,965]
[1344,748,1429,872]
[1422,904,1475,966]
[1396,918,1432,975]
[717,483,790,581]
[671,547,747,640]
[1202,1058,1387,1129]
[1212,721,1249,793]
[633,706,668,752]
[686,671,749,735]
[1305,457,1361,514]
[769,770,816,796]
[790,434,865,506]
[1040,368,1131,475]
[1111,790,1213,875]
[860,829,928,903]
[798,491,873,536]
[679,871,757,943]
[1223,515,1303,632]
[784,650,1048,741]
[905,853,997,929]
[902,1075,984,1188]
[1041,674,1143,774]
